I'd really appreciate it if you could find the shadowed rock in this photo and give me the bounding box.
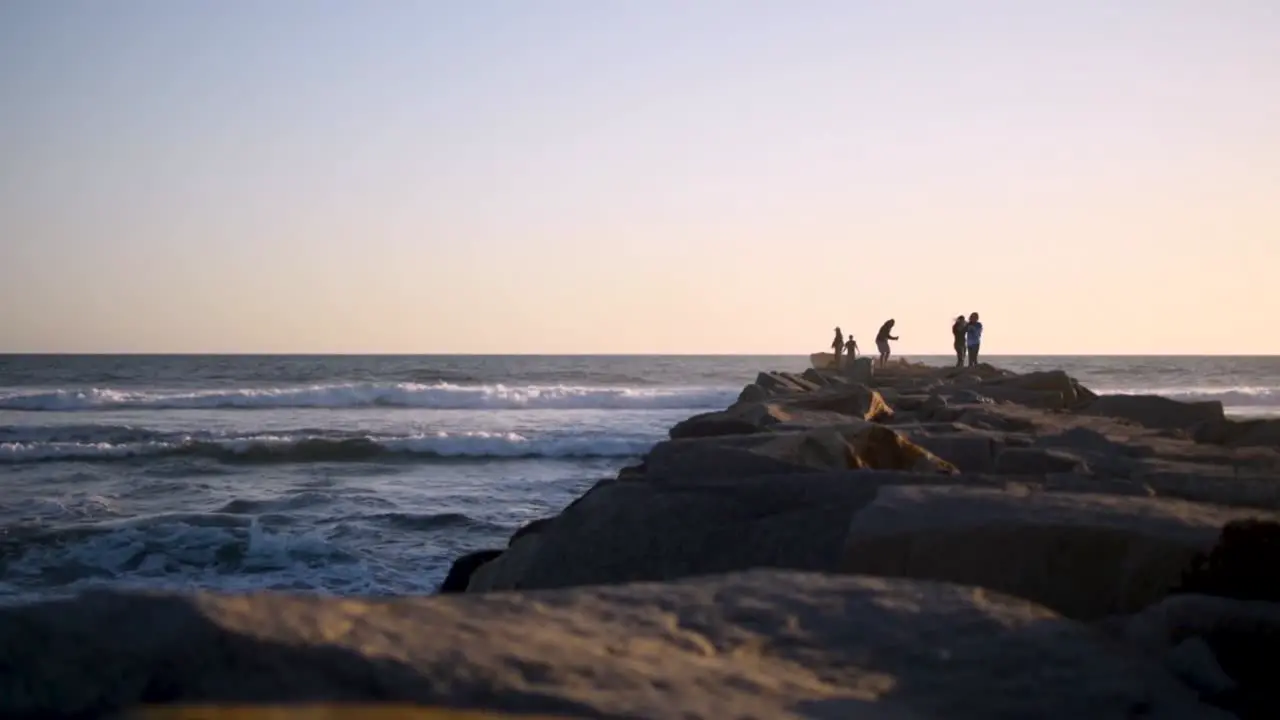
[465,470,988,593]
[1081,394,1226,431]
[439,549,505,593]
[0,571,1227,719]
[1176,519,1280,603]
[840,485,1280,620]
[1194,417,1280,449]
[1118,592,1280,720]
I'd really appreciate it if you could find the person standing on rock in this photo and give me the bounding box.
[965,312,983,366]
[831,327,844,367]
[844,334,859,359]
[951,315,968,367]
[875,319,898,367]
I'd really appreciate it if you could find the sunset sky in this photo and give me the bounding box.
[2,1,1276,355]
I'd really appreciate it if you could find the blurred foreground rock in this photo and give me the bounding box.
[0,571,1231,719]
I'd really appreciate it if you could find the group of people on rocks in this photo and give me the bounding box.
[830,313,983,369]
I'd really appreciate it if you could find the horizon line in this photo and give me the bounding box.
[2,352,1278,358]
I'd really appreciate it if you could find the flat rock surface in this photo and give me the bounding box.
[0,570,1227,719]
[840,485,1280,619]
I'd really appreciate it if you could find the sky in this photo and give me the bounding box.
[1,1,1276,355]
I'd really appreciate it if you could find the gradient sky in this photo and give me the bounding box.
[1,1,1276,355]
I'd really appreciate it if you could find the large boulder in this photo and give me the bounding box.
[1082,394,1226,431]
[844,356,874,383]
[736,383,769,404]
[648,425,955,480]
[1175,519,1280,602]
[785,384,895,422]
[1118,592,1280,719]
[668,400,859,440]
[984,370,1093,409]
[668,402,791,439]
[777,371,822,392]
[0,571,1224,719]
[844,425,959,473]
[669,411,764,440]
[1194,418,1280,449]
[754,371,814,395]
[839,485,1280,620]
[800,367,831,387]
[466,469,983,593]
[894,426,1005,473]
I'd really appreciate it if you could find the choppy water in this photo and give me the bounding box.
[2,354,1277,605]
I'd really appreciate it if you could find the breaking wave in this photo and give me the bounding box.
[1098,386,1280,408]
[0,509,505,601]
[0,429,657,464]
[0,382,736,412]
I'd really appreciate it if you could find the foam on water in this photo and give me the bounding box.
[0,382,738,412]
[1094,385,1280,407]
[0,430,659,463]
[0,514,398,603]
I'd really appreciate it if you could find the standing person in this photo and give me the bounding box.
[844,334,859,359]
[965,312,983,367]
[951,315,968,367]
[875,319,899,367]
[831,327,844,368]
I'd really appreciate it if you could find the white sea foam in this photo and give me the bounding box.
[1097,386,1280,408]
[0,430,658,463]
[0,516,380,603]
[0,382,737,412]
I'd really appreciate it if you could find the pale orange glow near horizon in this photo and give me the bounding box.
[2,1,1277,355]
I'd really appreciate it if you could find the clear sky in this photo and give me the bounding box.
[1,1,1276,355]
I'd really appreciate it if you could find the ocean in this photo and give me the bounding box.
[2,354,1278,606]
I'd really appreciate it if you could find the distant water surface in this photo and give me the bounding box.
[2,354,1276,605]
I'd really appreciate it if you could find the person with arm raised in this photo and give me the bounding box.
[875,319,899,368]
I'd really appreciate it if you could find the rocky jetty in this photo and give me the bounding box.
[5,360,1280,719]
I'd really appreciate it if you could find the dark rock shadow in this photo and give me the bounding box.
[0,592,604,719]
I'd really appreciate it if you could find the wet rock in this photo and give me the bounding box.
[509,516,557,545]
[438,549,504,593]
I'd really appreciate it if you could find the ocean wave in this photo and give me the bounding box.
[0,510,505,600]
[0,382,736,412]
[1098,386,1280,408]
[0,430,657,464]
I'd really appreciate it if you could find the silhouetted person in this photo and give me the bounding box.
[965,312,983,366]
[844,335,859,359]
[831,326,844,367]
[951,315,968,367]
[875,319,899,367]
